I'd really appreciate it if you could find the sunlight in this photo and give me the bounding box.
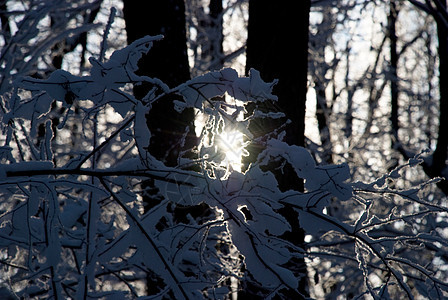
[217,130,245,172]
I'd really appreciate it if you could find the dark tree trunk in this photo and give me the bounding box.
[122,1,199,296]
[244,0,311,297]
[0,0,11,44]
[405,0,448,194]
[123,0,190,88]
[203,0,224,70]
[389,1,399,141]
[123,0,195,166]
[245,1,309,148]
[209,0,223,57]
[244,1,310,185]
[430,1,448,193]
[388,0,401,173]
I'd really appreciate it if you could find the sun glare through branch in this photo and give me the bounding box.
[217,130,245,172]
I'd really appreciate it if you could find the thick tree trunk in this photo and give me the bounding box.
[204,0,224,71]
[244,0,311,297]
[431,2,448,193]
[123,0,195,166]
[245,1,309,148]
[403,0,448,194]
[0,1,11,44]
[122,2,197,296]
[389,1,399,142]
[388,1,401,173]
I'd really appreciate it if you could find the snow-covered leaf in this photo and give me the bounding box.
[177,68,277,111]
[230,68,278,102]
[262,139,352,200]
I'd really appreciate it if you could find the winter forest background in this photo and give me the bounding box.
[0,0,447,299]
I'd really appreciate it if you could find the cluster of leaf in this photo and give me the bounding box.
[1,32,447,299]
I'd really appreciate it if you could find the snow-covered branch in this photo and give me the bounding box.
[0,25,447,299]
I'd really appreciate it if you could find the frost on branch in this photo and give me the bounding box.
[1,31,447,300]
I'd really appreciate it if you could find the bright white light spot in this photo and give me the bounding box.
[305,87,320,145]
[394,220,405,230]
[304,234,313,243]
[217,130,244,172]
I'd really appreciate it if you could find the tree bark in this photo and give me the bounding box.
[430,1,448,193]
[123,0,195,166]
[0,0,11,44]
[122,1,200,296]
[404,0,448,194]
[244,0,311,297]
[389,1,399,141]
[204,0,224,71]
[245,1,309,149]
